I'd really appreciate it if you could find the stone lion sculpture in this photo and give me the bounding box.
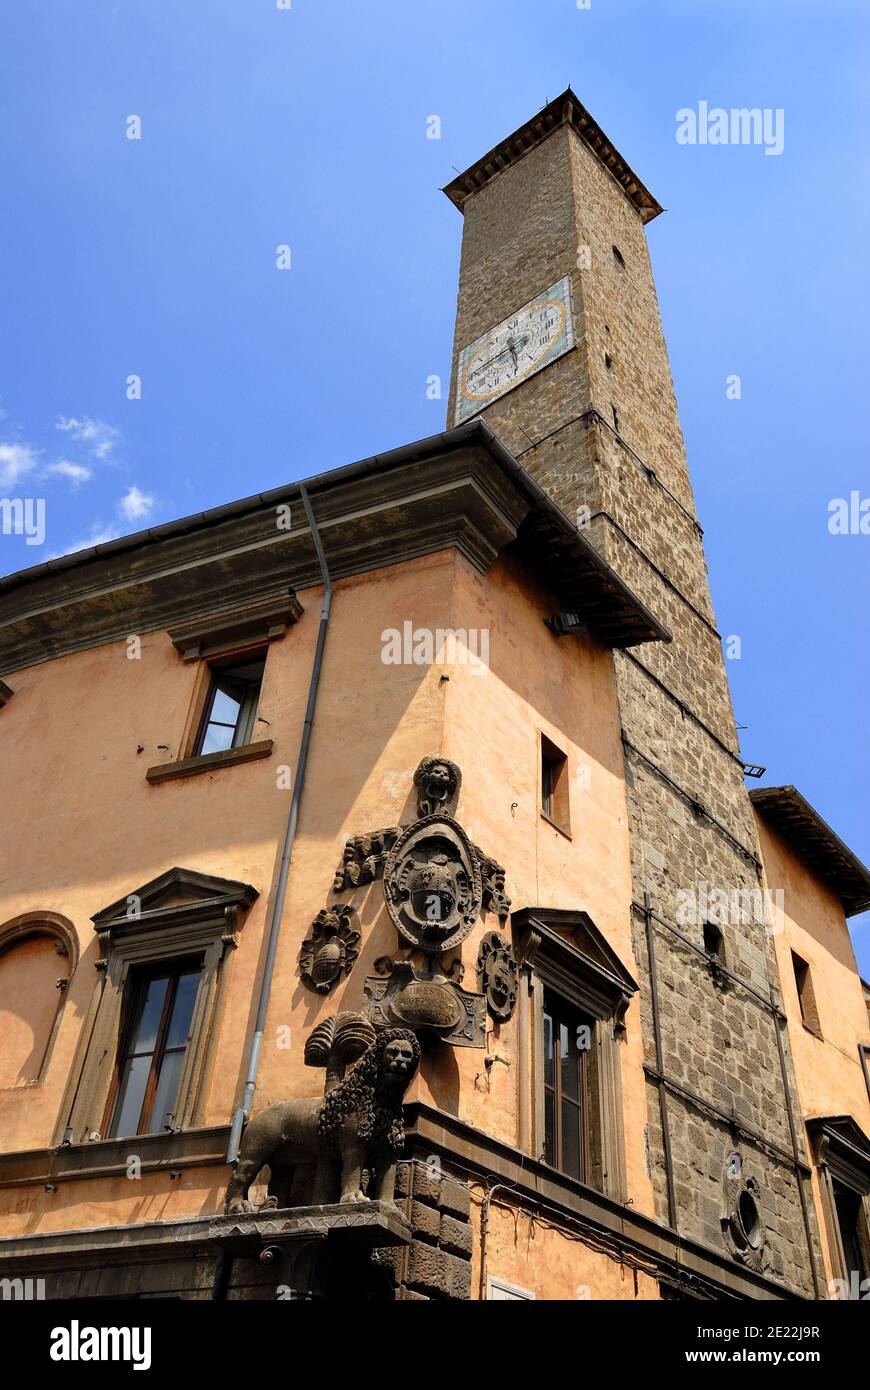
[224,1028,421,1215]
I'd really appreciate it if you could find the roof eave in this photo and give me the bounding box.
[442,86,663,224]
[750,785,870,918]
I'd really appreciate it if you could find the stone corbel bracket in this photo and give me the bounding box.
[208,1202,411,1298]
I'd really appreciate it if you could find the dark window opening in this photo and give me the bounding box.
[106,959,203,1138]
[541,734,570,833]
[833,1182,868,1293]
[792,950,822,1037]
[604,353,613,370]
[612,245,625,270]
[194,655,265,756]
[543,990,592,1182]
[703,921,725,964]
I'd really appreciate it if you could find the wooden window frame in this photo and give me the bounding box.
[513,907,638,1202]
[55,869,256,1147]
[192,652,265,758]
[543,989,592,1182]
[792,949,823,1039]
[102,957,204,1139]
[540,733,570,837]
[806,1117,870,1298]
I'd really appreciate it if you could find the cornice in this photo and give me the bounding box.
[0,423,669,675]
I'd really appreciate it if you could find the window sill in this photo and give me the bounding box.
[146,739,273,784]
[540,809,572,840]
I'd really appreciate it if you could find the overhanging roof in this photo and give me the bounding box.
[0,419,669,674]
[750,786,870,918]
[443,86,663,223]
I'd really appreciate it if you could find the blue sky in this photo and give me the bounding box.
[1,1,868,971]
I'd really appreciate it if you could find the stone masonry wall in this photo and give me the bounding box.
[448,116,822,1295]
[372,1159,473,1300]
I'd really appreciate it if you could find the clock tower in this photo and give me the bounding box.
[443,90,818,1287]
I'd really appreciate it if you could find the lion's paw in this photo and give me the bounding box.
[225,1198,256,1216]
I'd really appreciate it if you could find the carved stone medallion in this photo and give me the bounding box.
[383,813,482,954]
[477,930,518,1022]
[299,905,361,994]
[721,1156,768,1271]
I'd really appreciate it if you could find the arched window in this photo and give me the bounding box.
[0,914,77,1089]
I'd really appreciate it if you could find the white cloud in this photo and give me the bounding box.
[54,524,121,559]
[47,459,93,486]
[119,485,154,522]
[0,441,38,490]
[56,415,120,460]
[51,485,157,559]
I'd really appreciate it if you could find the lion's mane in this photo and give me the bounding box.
[319,1028,421,1155]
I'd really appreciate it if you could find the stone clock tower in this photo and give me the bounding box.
[444,91,820,1290]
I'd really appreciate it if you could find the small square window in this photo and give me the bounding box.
[541,734,570,834]
[194,656,265,757]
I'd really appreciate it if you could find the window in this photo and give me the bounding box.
[543,989,592,1181]
[487,1277,535,1300]
[194,656,265,756]
[791,950,822,1037]
[541,734,570,834]
[106,960,202,1138]
[612,245,625,270]
[833,1183,868,1292]
[56,868,257,1147]
[513,907,639,1201]
[703,921,725,965]
[806,1117,870,1299]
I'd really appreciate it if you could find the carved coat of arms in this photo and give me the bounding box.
[382,813,482,954]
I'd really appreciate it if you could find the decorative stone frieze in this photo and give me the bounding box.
[332,827,402,892]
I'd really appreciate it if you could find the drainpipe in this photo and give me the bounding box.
[227,483,333,1163]
[480,1183,517,1300]
[770,985,824,1300]
[643,891,677,1231]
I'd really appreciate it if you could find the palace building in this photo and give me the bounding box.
[0,90,868,1302]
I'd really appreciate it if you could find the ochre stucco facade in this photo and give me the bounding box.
[1,90,868,1304]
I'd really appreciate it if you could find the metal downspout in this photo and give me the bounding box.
[227,483,333,1163]
[644,891,677,1231]
[770,985,824,1299]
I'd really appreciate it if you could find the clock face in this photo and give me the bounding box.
[454,275,575,425]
